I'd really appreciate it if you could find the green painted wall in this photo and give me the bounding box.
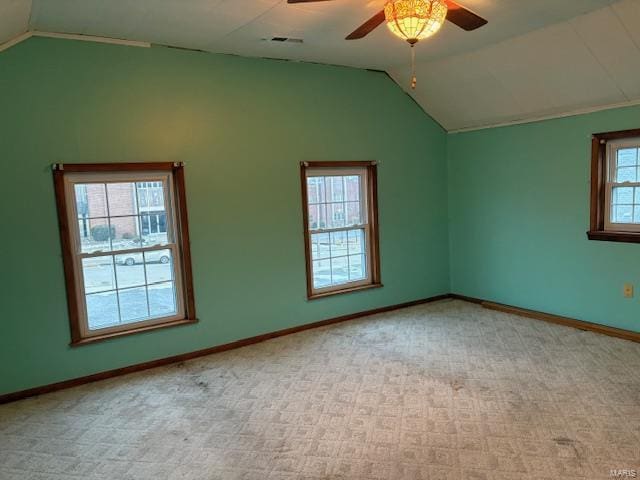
[0,37,449,395]
[7,35,636,397]
[448,105,640,333]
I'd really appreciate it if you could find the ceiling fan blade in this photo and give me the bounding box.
[345,10,386,40]
[444,0,488,31]
[287,0,333,3]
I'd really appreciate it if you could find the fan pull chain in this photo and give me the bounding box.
[410,44,417,90]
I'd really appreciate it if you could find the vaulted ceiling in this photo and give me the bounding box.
[2,0,639,131]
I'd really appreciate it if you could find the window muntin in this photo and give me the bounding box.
[303,163,380,297]
[65,171,184,335]
[605,139,640,232]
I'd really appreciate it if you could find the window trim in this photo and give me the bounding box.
[53,162,197,346]
[300,161,382,300]
[307,166,372,295]
[588,128,640,243]
[604,138,640,233]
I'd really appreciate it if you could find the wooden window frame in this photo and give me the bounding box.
[53,162,197,346]
[588,128,640,243]
[300,161,382,300]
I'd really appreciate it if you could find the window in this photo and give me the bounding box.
[141,212,167,235]
[588,129,640,243]
[53,163,196,345]
[301,161,381,299]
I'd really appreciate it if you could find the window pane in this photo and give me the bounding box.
[613,187,634,204]
[77,218,92,243]
[106,183,138,217]
[307,177,325,204]
[318,177,327,204]
[327,177,344,202]
[326,203,345,229]
[82,256,116,294]
[348,254,366,281]
[75,183,108,219]
[308,204,319,230]
[149,282,177,317]
[311,233,330,260]
[316,204,327,229]
[141,213,169,246]
[616,167,637,183]
[330,257,348,285]
[137,189,149,208]
[158,213,167,233]
[115,253,145,289]
[618,148,638,167]
[151,191,163,209]
[86,291,119,330]
[346,202,361,226]
[312,259,332,289]
[347,229,365,255]
[635,188,640,204]
[345,176,360,202]
[118,287,149,323]
[110,216,142,251]
[635,206,640,223]
[307,178,318,204]
[136,182,165,210]
[330,231,348,257]
[141,214,150,234]
[81,218,112,253]
[613,205,633,223]
[145,249,173,284]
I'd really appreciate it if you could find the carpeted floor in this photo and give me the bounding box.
[1,299,639,480]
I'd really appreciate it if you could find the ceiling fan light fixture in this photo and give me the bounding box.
[383,0,448,90]
[384,0,448,44]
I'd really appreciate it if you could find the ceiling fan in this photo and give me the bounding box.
[288,0,487,39]
[287,0,488,88]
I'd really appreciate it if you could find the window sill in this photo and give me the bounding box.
[70,317,198,346]
[308,282,383,300]
[587,230,640,244]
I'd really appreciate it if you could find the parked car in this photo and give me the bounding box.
[117,250,170,266]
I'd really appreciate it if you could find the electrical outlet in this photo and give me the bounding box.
[624,284,634,298]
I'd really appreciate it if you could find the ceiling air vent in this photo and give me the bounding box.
[263,37,304,44]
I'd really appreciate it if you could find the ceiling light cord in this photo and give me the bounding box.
[410,43,417,90]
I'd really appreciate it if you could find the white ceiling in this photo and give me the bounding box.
[389,0,640,130]
[1,0,639,131]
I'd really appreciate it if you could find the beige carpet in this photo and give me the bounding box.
[1,299,639,480]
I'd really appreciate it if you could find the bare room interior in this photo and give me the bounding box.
[1,0,639,479]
